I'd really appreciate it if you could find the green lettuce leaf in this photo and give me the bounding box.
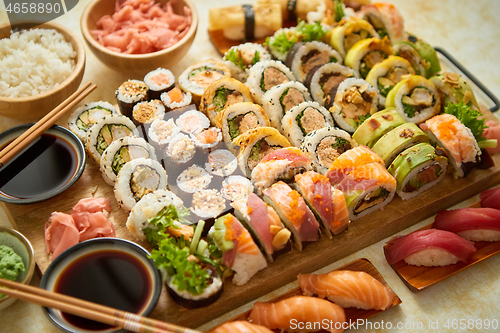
[296,20,328,42]
[225,48,245,71]
[143,204,190,248]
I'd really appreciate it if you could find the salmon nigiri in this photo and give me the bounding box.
[248,296,346,333]
[212,321,274,333]
[298,270,393,310]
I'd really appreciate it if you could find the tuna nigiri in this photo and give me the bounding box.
[385,229,477,266]
[434,208,500,242]
[248,296,346,333]
[480,186,500,210]
[212,321,274,333]
[298,270,393,310]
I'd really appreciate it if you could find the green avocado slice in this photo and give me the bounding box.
[352,108,406,148]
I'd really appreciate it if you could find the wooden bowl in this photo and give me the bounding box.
[0,22,86,121]
[80,0,198,73]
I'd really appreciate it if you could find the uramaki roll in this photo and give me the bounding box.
[304,62,355,107]
[245,60,296,104]
[329,17,379,58]
[222,42,272,82]
[429,72,479,111]
[344,37,394,79]
[393,33,441,78]
[356,1,406,43]
[352,107,406,148]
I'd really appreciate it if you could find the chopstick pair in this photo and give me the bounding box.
[0,82,97,168]
[0,278,202,333]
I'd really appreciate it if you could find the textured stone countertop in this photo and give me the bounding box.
[1,0,500,332]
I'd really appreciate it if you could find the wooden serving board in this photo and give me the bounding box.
[4,109,500,329]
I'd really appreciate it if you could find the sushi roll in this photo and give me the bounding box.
[114,158,168,211]
[262,81,312,132]
[263,181,320,251]
[190,189,226,218]
[233,127,291,177]
[281,101,334,147]
[232,193,291,262]
[344,37,393,79]
[351,107,406,148]
[372,122,429,167]
[385,75,441,124]
[143,68,175,100]
[199,78,253,127]
[176,165,212,193]
[221,176,254,201]
[365,55,415,107]
[393,33,441,78]
[356,2,406,43]
[205,149,238,177]
[132,99,165,125]
[175,110,210,135]
[284,41,343,83]
[220,102,271,154]
[293,171,350,238]
[222,42,272,82]
[115,80,149,119]
[429,72,479,111]
[190,127,222,149]
[328,17,379,58]
[265,27,300,62]
[166,133,196,164]
[148,118,180,145]
[100,136,157,186]
[301,127,358,174]
[329,78,379,133]
[212,321,274,333]
[304,62,355,107]
[420,114,482,178]
[85,115,139,163]
[208,214,267,285]
[160,87,192,110]
[245,60,295,104]
[68,101,117,141]
[434,207,500,242]
[384,229,477,266]
[178,59,231,104]
[251,147,313,194]
[388,142,448,200]
[298,270,392,310]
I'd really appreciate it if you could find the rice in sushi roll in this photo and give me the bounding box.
[176,165,212,193]
[223,42,272,82]
[166,133,196,164]
[114,158,168,211]
[190,127,222,149]
[143,68,175,100]
[115,80,149,119]
[281,101,334,147]
[344,37,393,79]
[221,176,254,202]
[175,110,210,135]
[245,60,295,104]
[68,101,117,141]
[304,63,355,107]
[148,118,180,145]
[190,189,226,219]
[132,99,165,125]
[160,88,192,110]
[351,107,406,148]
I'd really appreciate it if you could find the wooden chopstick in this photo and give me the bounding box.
[0,82,96,168]
[0,278,202,333]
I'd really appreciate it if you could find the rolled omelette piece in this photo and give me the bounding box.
[345,37,394,79]
[352,107,406,148]
[365,55,415,107]
[329,17,379,58]
[385,75,441,124]
[356,1,406,43]
[388,142,448,200]
[429,72,479,111]
[372,122,429,167]
[208,3,282,41]
[393,33,441,78]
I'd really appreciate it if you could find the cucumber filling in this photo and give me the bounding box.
[96,124,133,155]
[76,107,113,131]
[354,188,390,214]
[248,139,281,170]
[402,164,443,192]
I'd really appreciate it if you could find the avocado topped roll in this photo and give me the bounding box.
[388,142,448,200]
[393,33,441,78]
[357,1,406,43]
[330,78,379,133]
[429,72,479,111]
[345,37,394,79]
[223,43,272,82]
[329,17,379,58]
[385,75,441,124]
[365,55,415,107]
[246,60,296,104]
[200,77,254,127]
[372,122,429,167]
[304,62,355,107]
[352,108,406,148]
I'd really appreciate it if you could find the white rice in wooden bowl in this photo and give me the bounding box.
[0,28,76,98]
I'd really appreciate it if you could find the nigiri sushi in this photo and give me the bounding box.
[434,208,500,242]
[212,321,274,333]
[248,296,346,333]
[385,229,477,266]
[298,270,392,310]
[480,186,500,210]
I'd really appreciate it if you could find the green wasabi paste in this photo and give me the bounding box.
[0,245,25,298]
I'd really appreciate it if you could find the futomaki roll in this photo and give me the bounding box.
[352,108,406,148]
[304,62,355,107]
[344,37,393,79]
[393,34,441,78]
[329,17,379,58]
[245,60,295,104]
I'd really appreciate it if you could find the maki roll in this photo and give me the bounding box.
[284,41,343,83]
[100,136,157,186]
[365,55,415,107]
[301,127,357,174]
[175,110,210,135]
[263,181,320,251]
[245,60,296,104]
[166,133,197,164]
[221,176,254,201]
[429,72,479,111]
[143,68,175,100]
[85,115,139,163]
[372,122,429,167]
[148,118,180,145]
[344,37,393,79]
[115,80,149,119]
[233,127,291,177]
[223,43,272,82]
[420,114,482,178]
[329,17,379,58]
[208,213,268,286]
[176,165,212,193]
[132,99,165,125]
[190,189,226,219]
[232,193,291,262]
[160,88,192,110]
[393,33,441,78]
[329,78,379,133]
[200,77,253,127]
[114,158,168,211]
[385,75,441,124]
[304,62,355,107]
[262,81,312,132]
[388,142,448,200]
[205,149,238,177]
[357,1,406,43]
[281,101,334,147]
[352,107,406,148]
[68,101,117,141]
[220,102,271,154]
[190,127,222,149]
